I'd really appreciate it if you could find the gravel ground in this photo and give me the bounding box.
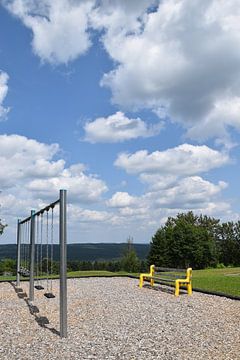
[0,277,240,360]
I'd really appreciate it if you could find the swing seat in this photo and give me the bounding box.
[18,268,26,275]
[22,269,30,277]
[44,292,55,298]
[35,285,44,290]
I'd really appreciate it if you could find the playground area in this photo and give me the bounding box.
[0,277,240,360]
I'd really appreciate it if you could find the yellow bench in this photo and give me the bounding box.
[139,265,192,296]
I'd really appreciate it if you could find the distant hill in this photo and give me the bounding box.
[0,243,150,261]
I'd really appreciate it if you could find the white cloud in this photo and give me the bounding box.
[151,176,228,209]
[90,1,153,36]
[4,1,240,144]
[27,170,107,204]
[0,71,10,119]
[0,136,233,243]
[84,111,162,143]
[115,144,229,175]
[186,96,240,143]
[0,134,108,203]
[69,205,113,223]
[3,0,94,64]
[107,191,137,208]
[139,174,177,191]
[0,134,61,188]
[98,0,240,144]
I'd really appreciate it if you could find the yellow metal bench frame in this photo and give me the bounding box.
[139,265,192,296]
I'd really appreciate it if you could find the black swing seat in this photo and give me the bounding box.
[35,285,44,290]
[22,272,30,277]
[44,292,55,299]
[19,268,30,277]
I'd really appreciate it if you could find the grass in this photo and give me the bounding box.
[1,267,240,297]
[67,270,129,277]
[192,267,240,297]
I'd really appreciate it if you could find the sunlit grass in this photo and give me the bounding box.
[192,267,240,297]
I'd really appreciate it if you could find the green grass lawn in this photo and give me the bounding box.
[192,267,240,297]
[67,270,129,277]
[1,268,240,297]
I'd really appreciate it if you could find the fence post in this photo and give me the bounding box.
[60,189,67,338]
[16,219,21,287]
[29,210,35,302]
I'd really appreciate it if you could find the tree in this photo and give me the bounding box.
[0,258,16,275]
[121,237,140,273]
[148,212,218,269]
[217,222,240,266]
[0,219,7,235]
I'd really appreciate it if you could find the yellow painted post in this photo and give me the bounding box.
[175,280,180,296]
[187,268,192,295]
[139,274,144,288]
[150,265,155,287]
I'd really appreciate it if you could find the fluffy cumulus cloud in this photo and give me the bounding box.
[84,111,162,143]
[5,0,240,143]
[3,0,94,64]
[0,71,10,119]
[4,0,240,143]
[106,191,137,208]
[0,134,232,243]
[0,134,108,206]
[110,142,232,226]
[150,176,228,209]
[98,0,240,144]
[115,144,229,175]
[0,134,110,242]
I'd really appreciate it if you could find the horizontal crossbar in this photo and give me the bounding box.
[154,273,187,279]
[19,199,60,224]
[155,267,186,272]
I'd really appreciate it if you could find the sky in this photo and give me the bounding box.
[0,0,240,244]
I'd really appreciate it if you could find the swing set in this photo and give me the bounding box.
[16,189,67,338]
[34,207,55,297]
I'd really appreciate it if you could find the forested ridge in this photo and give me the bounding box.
[0,243,149,261]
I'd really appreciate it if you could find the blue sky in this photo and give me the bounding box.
[0,0,240,244]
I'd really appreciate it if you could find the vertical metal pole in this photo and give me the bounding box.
[60,189,67,338]
[16,219,21,287]
[29,210,35,302]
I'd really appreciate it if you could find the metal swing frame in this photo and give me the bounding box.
[16,189,67,338]
[34,213,44,291]
[43,206,55,298]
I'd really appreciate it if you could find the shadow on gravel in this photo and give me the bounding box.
[143,284,187,296]
[9,281,60,337]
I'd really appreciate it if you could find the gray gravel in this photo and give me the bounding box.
[0,277,240,360]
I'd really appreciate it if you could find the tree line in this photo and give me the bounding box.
[0,242,148,276]
[1,211,240,275]
[148,211,240,269]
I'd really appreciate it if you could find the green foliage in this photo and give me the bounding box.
[148,212,219,269]
[0,219,7,235]
[0,258,16,275]
[217,221,240,266]
[120,238,141,272]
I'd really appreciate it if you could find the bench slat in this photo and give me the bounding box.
[151,277,175,283]
[154,273,186,279]
[155,267,186,272]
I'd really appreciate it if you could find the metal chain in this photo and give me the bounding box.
[50,207,54,292]
[40,213,43,277]
[46,210,49,291]
[36,215,39,283]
